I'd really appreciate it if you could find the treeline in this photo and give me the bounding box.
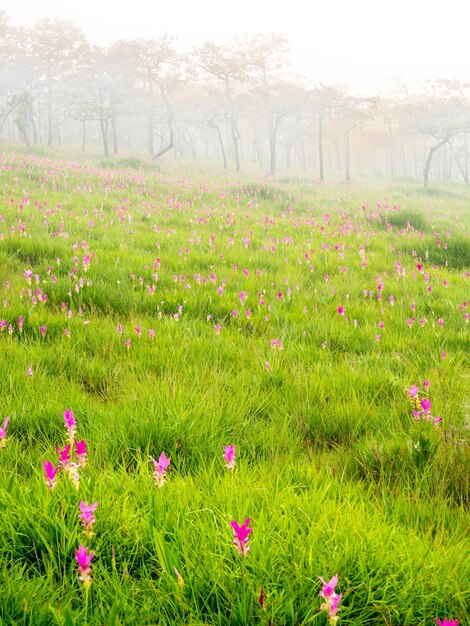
[2,10,470,186]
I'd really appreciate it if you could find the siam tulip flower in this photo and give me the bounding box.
[75,440,88,466]
[64,409,76,444]
[223,445,236,470]
[56,444,72,469]
[406,385,419,398]
[319,574,341,625]
[26,366,33,377]
[43,460,59,490]
[150,452,170,487]
[79,501,98,537]
[435,620,459,626]
[75,544,95,590]
[230,517,252,557]
[337,305,345,316]
[420,398,432,413]
[0,416,9,448]
[18,316,23,332]
[40,324,47,337]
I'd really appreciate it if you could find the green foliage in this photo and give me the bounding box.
[0,152,468,625]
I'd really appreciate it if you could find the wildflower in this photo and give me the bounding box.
[337,305,345,316]
[40,324,47,337]
[319,574,341,625]
[435,620,459,626]
[64,409,76,444]
[56,444,72,469]
[79,501,98,536]
[405,385,419,398]
[0,416,9,448]
[230,517,252,557]
[420,398,432,413]
[75,440,88,467]
[150,452,170,487]
[75,544,95,590]
[26,366,33,377]
[223,445,236,470]
[270,338,283,350]
[43,460,59,490]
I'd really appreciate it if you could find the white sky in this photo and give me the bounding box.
[2,0,468,94]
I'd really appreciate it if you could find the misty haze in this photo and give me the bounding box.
[1,8,470,187]
[0,5,468,626]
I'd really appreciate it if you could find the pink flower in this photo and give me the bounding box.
[64,409,76,443]
[337,305,345,316]
[0,416,9,447]
[406,385,419,398]
[223,445,236,470]
[75,440,88,466]
[56,444,72,468]
[26,366,33,377]
[75,544,95,590]
[79,501,98,535]
[319,574,341,624]
[319,574,338,599]
[40,324,47,337]
[150,452,170,487]
[435,620,459,626]
[420,398,432,413]
[43,460,59,490]
[230,518,252,557]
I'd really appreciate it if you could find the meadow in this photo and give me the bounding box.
[0,151,468,625]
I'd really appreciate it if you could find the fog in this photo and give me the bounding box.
[1,2,470,186]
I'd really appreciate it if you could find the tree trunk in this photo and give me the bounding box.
[269,113,278,176]
[111,114,118,155]
[82,120,86,154]
[345,130,351,182]
[448,140,468,184]
[423,137,450,188]
[231,118,240,172]
[208,118,227,169]
[100,118,109,158]
[388,122,394,177]
[318,114,324,182]
[47,70,53,146]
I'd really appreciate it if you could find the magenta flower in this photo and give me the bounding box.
[337,305,345,316]
[56,444,72,468]
[150,452,170,487]
[319,574,338,598]
[420,398,432,413]
[40,324,47,337]
[75,440,88,466]
[223,445,236,470]
[406,385,419,398]
[230,517,252,557]
[0,416,9,448]
[43,460,59,490]
[75,544,95,590]
[319,574,341,625]
[64,409,76,444]
[436,620,459,626]
[79,501,98,536]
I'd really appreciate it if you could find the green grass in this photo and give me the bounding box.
[0,150,469,625]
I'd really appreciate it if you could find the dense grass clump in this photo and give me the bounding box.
[0,152,468,625]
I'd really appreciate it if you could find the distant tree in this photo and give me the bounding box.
[410,80,470,187]
[28,18,89,146]
[196,41,250,172]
